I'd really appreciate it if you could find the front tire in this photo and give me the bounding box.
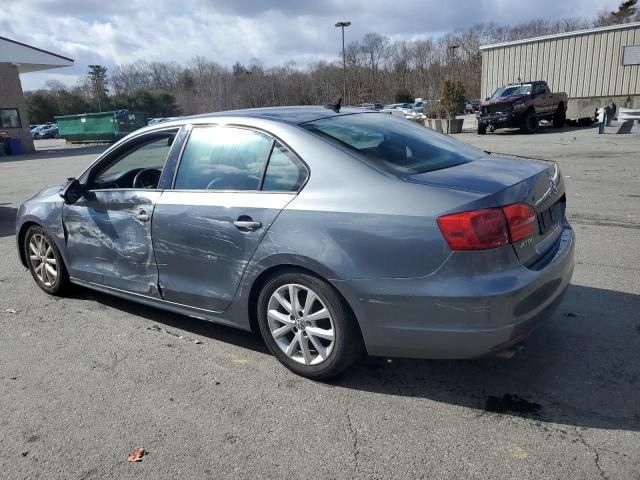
[24,225,70,296]
[520,111,539,134]
[257,271,363,379]
[477,122,487,135]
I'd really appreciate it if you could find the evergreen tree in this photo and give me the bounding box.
[88,65,109,112]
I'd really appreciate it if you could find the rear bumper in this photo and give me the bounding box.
[335,224,575,359]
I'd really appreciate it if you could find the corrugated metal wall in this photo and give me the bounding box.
[481,24,640,100]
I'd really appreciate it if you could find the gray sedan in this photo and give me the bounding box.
[16,107,574,379]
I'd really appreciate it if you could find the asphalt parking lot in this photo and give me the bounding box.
[1,128,639,479]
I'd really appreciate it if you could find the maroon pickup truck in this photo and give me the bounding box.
[477,81,568,134]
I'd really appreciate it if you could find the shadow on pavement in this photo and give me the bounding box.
[0,204,17,238]
[72,282,640,431]
[486,123,596,136]
[71,288,269,355]
[337,284,640,432]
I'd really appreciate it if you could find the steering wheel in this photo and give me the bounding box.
[133,168,161,189]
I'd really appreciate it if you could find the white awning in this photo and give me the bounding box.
[0,36,74,73]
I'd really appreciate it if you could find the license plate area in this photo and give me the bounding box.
[537,201,564,236]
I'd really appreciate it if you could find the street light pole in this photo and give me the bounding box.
[447,44,460,82]
[335,21,351,103]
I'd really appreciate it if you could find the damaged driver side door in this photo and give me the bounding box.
[62,129,179,296]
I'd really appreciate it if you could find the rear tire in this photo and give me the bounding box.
[553,106,566,128]
[520,111,539,134]
[257,271,364,380]
[24,225,70,296]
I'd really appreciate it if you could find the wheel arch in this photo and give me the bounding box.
[246,264,364,345]
[17,221,40,268]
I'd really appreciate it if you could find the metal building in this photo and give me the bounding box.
[480,22,640,120]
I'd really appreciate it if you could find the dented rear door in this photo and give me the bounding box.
[152,190,294,312]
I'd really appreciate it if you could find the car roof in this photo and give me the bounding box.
[179,106,370,126]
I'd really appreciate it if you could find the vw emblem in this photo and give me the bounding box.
[548,175,558,194]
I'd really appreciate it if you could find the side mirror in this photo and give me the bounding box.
[60,178,85,204]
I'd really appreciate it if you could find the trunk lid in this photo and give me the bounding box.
[407,153,566,266]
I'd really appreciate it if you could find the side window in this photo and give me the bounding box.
[534,83,549,95]
[92,133,175,189]
[174,126,272,190]
[262,143,307,192]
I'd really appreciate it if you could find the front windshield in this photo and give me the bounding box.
[492,84,532,98]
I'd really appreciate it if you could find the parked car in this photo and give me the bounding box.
[34,124,59,139]
[410,99,436,114]
[148,117,178,126]
[383,103,413,111]
[464,99,481,113]
[355,103,384,111]
[16,107,574,379]
[477,81,568,134]
[30,124,49,137]
[412,100,424,113]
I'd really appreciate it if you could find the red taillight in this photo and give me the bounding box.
[437,203,536,251]
[437,208,509,250]
[502,203,536,242]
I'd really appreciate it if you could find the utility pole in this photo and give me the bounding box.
[335,21,351,103]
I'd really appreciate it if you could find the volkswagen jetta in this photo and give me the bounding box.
[16,107,574,379]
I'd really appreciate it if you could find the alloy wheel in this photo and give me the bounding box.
[28,234,58,287]
[267,283,335,365]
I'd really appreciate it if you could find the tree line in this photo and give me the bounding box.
[25,1,640,124]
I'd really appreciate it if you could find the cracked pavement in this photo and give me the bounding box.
[1,130,639,479]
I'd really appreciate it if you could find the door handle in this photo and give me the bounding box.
[233,216,262,231]
[136,210,150,223]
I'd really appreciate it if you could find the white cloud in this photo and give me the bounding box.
[2,0,621,90]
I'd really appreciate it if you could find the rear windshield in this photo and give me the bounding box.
[301,113,483,175]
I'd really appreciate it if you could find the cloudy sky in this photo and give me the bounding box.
[2,0,619,91]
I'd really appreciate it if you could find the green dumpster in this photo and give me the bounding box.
[55,110,148,143]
